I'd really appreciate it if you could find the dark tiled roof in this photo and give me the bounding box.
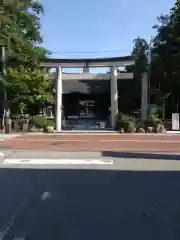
[62,80,109,94]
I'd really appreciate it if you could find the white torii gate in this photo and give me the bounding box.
[40,57,148,131]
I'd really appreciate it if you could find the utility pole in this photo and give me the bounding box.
[0,45,11,134]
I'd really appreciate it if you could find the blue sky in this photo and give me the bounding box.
[40,0,174,73]
[40,0,174,59]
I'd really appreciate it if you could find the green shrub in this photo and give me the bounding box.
[30,115,47,129]
[117,120,136,132]
[148,107,163,119]
[116,112,136,130]
[126,121,136,132]
[148,107,157,117]
[136,117,163,130]
[46,119,55,127]
[116,109,163,133]
[117,112,136,121]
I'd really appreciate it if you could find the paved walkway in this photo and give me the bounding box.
[1,133,180,154]
[1,153,180,171]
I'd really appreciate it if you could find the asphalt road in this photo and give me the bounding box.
[0,167,180,239]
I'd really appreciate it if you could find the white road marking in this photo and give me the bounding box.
[3,158,113,165]
[41,191,52,201]
[0,215,16,240]
[13,237,25,240]
[0,152,4,157]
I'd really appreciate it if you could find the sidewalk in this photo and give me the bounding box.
[0,150,102,159]
[1,149,180,161]
[1,150,180,172]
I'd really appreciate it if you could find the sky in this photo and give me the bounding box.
[40,0,175,72]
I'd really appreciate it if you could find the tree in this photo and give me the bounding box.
[0,0,49,63]
[132,37,149,79]
[152,1,180,112]
[125,38,149,109]
[7,66,53,114]
[0,0,53,114]
[126,2,180,115]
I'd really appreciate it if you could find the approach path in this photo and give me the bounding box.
[1,133,180,154]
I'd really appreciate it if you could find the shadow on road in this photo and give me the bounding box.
[0,168,180,239]
[102,151,180,160]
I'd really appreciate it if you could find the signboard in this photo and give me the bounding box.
[172,113,179,130]
[79,100,94,107]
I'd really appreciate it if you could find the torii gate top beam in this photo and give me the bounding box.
[40,56,134,68]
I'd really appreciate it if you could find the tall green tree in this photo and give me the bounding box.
[127,38,149,109]
[0,0,49,62]
[153,1,180,111]
[7,66,53,114]
[132,37,149,79]
[0,0,52,114]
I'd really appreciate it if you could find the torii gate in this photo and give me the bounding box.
[40,56,148,131]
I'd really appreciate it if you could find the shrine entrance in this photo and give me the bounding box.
[40,56,136,131]
[62,92,110,130]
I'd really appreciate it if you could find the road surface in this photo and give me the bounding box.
[0,164,180,239]
[1,133,180,153]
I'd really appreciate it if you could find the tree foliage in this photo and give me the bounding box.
[132,37,149,78]
[131,1,180,113]
[0,0,50,63]
[7,66,53,113]
[152,1,180,111]
[0,0,52,114]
